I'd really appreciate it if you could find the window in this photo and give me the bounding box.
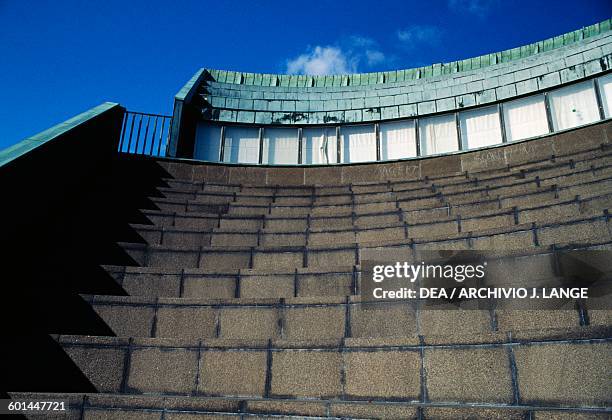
[598,73,612,118]
[419,114,459,155]
[262,128,298,164]
[193,124,222,161]
[459,105,502,149]
[340,125,376,163]
[223,127,260,164]
[302,127,337,164]
[548,81,600,131]
[380,120,417,160]
[502,95,549,142]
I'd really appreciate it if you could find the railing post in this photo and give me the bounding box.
[158,116,167,156]
[119,111,129,152]
[133,115,143,154]
[126,114,136,153]
[141,116,151,154]
[149,117,159,155]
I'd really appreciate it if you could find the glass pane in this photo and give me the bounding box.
[262,128,298,164]
[194,124,221,161]
[380,120,417,160]
[459,105,502,149]
[549,81,600,131]
[302,127,337,164]
[340,124,376,163]
[223,126,260,164]
[503,95,549,142]
[598,73,612,118]
[419,114,459,155]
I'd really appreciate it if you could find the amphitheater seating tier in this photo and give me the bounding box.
[6,122,612,419]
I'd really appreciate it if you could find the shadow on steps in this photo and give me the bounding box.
[0,155,172,393]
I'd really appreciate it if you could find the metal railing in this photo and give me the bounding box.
[118,111,173,157]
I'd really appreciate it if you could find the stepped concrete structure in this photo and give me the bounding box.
[2,19,612,419]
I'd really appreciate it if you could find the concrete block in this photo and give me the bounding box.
[538,219,608,246]
[283,306,345,340]
[308,248,356,268]
[198,350,267,397]
[253,251,303,270]
[514,342,611,405]
[240,274,294,298]
[94,305,154,338]
[64,346,126,392]
[84,409,161,420]
[425,347,513,403]
[344,350,420,399]
[471,230,534,250]
[330,403,418,419]
[122,272,181,298]
[297,272,352,297]
[219,307,279,339]
[182,276,236,299]
[201,252,251,270]
[271,351,342,398]
[422,407,525,419]
[350,302,416,338]
[148,250,199,269]
[156,307,217,340]
[128,347,198,394]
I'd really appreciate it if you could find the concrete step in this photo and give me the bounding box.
[82,292,595,342]
[134,193,612,248]
[104,265,357,299]
[148,176,612,221]
[119,221,612,271]
[160,144,609,189]
[44,326,611,405]
[126,213,612,262]
[13,391,610,419]
[155,155,612,206]
[140,190,612,235]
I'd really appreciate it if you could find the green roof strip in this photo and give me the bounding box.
[175,68,206,101]
[204,18,611,89]
[0,102,121,168]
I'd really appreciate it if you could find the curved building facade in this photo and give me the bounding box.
[167,19,612,165]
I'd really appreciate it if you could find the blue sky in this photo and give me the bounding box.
[0,0,610,149]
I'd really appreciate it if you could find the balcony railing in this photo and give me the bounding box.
[118,111,172,157]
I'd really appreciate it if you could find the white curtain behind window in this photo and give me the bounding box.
[262,128,298,164]
[419,114,458,155]
[549,81,600,131]
[380,120,417,160]
[459,105,502,149]
[340,125,376,163]
[503,95,549,142]
[598,73,612,118]
[223,127,260,164]
[302,128,337,164]
[194,124,222,161]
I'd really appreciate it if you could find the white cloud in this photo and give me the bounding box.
[285,36,388,75]
[397,25,443,46]
[448,0,499,17]
[349,35,377,48]
[365,50,385,66]
[286,46,356,75]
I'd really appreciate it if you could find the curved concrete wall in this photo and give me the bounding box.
[197,21,612,125]
[163,119,611,186]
